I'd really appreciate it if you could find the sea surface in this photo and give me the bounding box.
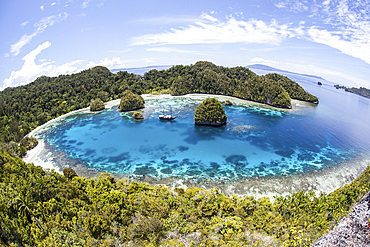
[32,70,370,185]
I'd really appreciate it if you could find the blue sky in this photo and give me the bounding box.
[1,0,370,90]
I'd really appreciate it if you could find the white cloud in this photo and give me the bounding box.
[135,16,200,26]
[20,21,30,27]
[250,57,280,64]
[146,47,213,55]
[86,57,126,69]
[82,0,105,8]
[131,16,295,46]
[11,33,38,56]
[271,1,370,67]
[273,0,309,12]
[82,0,92,9]
[200,13,218,22]
[145,58,154,63]
[108,49,131,53]
[3,42,82,89]
[10,13,68,56]
[308,27,370,65]
[40,5,44,11]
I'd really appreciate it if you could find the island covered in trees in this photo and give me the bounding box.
[194,98,227,126]
[334,84,370,99]
[0,61,369,246]
[119,90,145,112]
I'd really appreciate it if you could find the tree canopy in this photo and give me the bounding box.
[0,152,369,246]
[119,90,145,112]
[194,98,227,126]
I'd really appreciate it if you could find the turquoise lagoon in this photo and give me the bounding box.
[30,72,370,195]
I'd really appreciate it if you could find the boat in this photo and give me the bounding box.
[159,106,177,121]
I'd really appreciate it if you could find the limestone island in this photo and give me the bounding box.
[194,98,227,126]
[133,111,144,120]
[90,98,105,111]
[119,90,145,112]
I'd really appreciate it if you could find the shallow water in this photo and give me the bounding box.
[35,72,370,184]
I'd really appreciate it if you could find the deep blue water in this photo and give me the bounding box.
[38,72,370,180]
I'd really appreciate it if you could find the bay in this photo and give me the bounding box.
[28,70,370,197]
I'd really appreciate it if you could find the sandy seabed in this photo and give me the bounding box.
[22,94,370,199]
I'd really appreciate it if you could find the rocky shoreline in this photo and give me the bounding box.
[312,191,370,246]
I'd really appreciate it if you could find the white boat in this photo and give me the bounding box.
[159,106,177,121]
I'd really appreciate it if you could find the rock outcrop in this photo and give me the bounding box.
[119,90,145,112]
[311,191,370,247]
[194,98,227,126]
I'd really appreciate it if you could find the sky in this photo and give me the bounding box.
[1,0,370,90]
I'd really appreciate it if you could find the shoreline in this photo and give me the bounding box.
[22,93,368,199]
[23,94,172,171]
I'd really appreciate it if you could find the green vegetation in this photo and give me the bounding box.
[0,62,317,157]
[0,66,141,156]
[63,168,78,180]
[119,90,145,112]
[0,62,366,246]
[194,98,227,126]
[133,111,144,120]
[264,73,319,103]
[0,152,369,246]
[90,98,105,111]
[334,84,370,99]
[164,61,294,108]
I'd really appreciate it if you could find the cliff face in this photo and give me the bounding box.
[194,98,227,126]
[311,191,370,247]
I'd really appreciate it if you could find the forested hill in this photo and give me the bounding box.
[334,84,370,99]
[0,61,317,157]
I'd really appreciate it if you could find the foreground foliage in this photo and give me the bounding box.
[0,152,369,246]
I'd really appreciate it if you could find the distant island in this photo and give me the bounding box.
[334,85,370,99]
[246,64,325,81]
